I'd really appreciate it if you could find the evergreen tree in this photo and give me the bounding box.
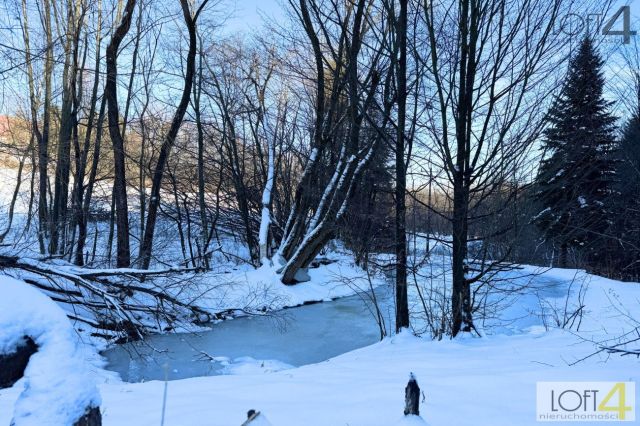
[612,115,640,279]
[533,37,617,268]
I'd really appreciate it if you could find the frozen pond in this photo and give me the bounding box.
[103,285,394,382]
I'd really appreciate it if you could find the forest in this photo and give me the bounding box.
[0,0,639,425]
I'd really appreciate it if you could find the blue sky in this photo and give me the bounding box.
[224,0,284,33]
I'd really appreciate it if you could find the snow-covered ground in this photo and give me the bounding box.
[0,277,100,425]
[1,249,385,345]
[1,264,637,425]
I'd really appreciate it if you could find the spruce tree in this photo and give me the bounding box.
[533,37,617,268]
[612,115,640,279]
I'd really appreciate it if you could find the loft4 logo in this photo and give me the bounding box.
[537,382,636,422]
[553,6,637,44]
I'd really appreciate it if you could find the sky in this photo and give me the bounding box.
[224,0,285,34]
[224,0,640,33]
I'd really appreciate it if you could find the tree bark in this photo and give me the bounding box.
[193,37,209,268]
[105,0,136,267]
[76,97,107,266]
[395,0,410,332]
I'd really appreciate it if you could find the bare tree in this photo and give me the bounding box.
[276,0,389,284]
[50,0,86,255]
[105,0,136,267]
[417,0,578,336]
[138,0,211,269]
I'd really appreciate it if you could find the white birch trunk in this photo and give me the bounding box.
[258,130,275,264]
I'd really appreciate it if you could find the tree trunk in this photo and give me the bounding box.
[451,177,472,336]
[259,133,275,263]
[559,242,568,268]
[395,0,409,332]
[193,39,209,268]
[51,4,83,255]
[105,0,136,267]
[276,0,328,262]
[76,97,107,266]
[20,0,49,254]
[0,156,26,243]
[404,374,420,416]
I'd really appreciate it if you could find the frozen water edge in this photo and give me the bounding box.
[102,284,395,382]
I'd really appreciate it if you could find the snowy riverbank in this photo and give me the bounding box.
[1,266,638,425]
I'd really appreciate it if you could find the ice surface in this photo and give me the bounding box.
[103,285,395,381]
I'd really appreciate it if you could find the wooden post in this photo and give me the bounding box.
[404,373,420,416]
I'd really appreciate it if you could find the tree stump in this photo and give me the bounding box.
[404,373,420,416]
[73,406,102,426]
[0,337,37,388]
[241,409,272,426]
[1,335,101,426]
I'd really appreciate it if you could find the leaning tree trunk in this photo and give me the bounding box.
[278,0,377,283]
[0,156,26,243]
[138,0,208,269]
[276,0,328,263]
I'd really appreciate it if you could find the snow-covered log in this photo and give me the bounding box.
[0,276,101,425]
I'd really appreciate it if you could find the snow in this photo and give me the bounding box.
[578,195,587,207]
[221,357,294,375]
[394,415,430,425]
[0,264,638,425]
[0,276,100,426]
[5,316,635,426]
[245,412,273,426]
[201,252,384,314]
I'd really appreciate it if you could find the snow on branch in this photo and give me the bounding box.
[0,255,215,342]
